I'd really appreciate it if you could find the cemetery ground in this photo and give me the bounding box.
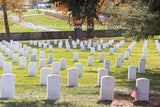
[0,20,39,33]
[0,10,44,33]
[1,11,107,32]
[24,15,108,31]
[0,37,160,107]
[1,9,110,33]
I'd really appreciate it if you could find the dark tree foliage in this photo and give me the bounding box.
[119,0,160,40]
[49,0,104,39]
[142,0,160,14]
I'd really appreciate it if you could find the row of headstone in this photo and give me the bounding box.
[100,77,150,101]
[137,41,147,74]
[30,40,50,46]
[125,41,136,59]
[30,39,116,53]
[110,40,125,55]
[0,68,150,101]
[141,40,147,63]
[1,40,33,62]
[1,40,150,102]
[115,54,125,67]
[155,40,160,55]
[1,40,68,76]
[0,72,61,100]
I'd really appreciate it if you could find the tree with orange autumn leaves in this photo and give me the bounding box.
[49,0,105,39]
[0,0,25,41]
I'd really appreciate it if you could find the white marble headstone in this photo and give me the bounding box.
[116,57,121,67]
[9,50,14,59]
[68,68,78,86]
[39,59,46,69]
[1,73,15,98]
[73,52,79,62]
[81,45,85,51]
[104,60,111,72]
[48,54,54,64]
[97,68,108,86]
[125,51,130,59]
[32,49,37,55]
[75,63,83,78]
[23,50,29,59]
[128,65,136,80]
[88,56,94,66]
[136,78,150,101]
[43,43,47,49]
[40,67,51,85]
[99,53,104,62]
[4,62,12,74]
[30,54,37,62]
[49,45,53,52]
[28,62,37,76]
[110,48,114,55]
[20,57,27,69]
[91,47,95,55]
[100,76,115,100]
[138,59,145,73]
[97,45,101,51]
[0,56,5,68]
[47,74,61,100]
[19,48,23,56]
[119,54,124,63]
[52,62,60,75]
[12,54,19,63]
[60,58,67,70]
[39,51,45,59]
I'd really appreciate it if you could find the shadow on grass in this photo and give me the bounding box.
[78,91,99,95]
[35,84,46,87]
[97,100,112,105]
[95,86,100,88]
[114,90,160,106]
[133,101,160,106]
[85,71,97,73]
[114,89,132,99]
[0,100,76,107]
[16,68,27,70]
[67,86,78,88]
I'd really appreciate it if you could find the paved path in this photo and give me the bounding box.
[10,14,59,31]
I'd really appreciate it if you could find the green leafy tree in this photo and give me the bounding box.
[102,0,160,40]
[121,0,160,40]
[30,0,38,7]
[49,0,86,39]
[0,0,25,41]
[84,0,105,38]
[49,0,104,39]
[30,0,43,10]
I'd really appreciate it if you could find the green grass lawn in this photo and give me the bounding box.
[0,37,159,106]
[24,15,108,31]
[24,15,74,31]
[0,20,39,33]
[0,10,44,33]
[0,10,45,17]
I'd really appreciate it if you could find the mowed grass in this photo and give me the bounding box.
[24,15,74,31]
[0,21,39,33]
[0,10,45,17]
[24,15,108,31]
[0,10,43,33]
[0,37,160,106]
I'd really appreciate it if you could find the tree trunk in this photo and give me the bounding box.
[87,17,94,38]
[72,12,83,40]
[2,0,11,41]
[74,24,83,40]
